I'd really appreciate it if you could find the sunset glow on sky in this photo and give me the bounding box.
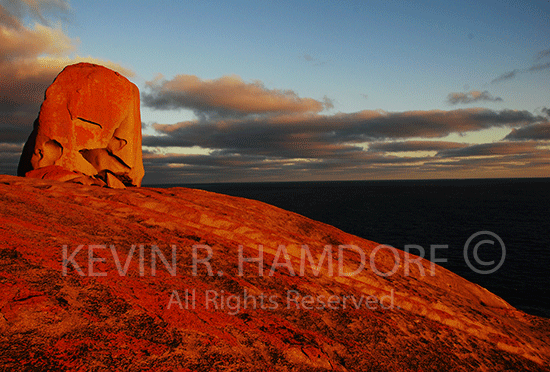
[1,0,549,183]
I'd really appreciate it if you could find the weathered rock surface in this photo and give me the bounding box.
[0,175,549,371]
[17,63,144,187]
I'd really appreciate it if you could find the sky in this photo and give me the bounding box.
[1,0,549,184]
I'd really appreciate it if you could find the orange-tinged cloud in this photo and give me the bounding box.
[143,74,332,116]
[0,20,75,61]
[0,2,134,145]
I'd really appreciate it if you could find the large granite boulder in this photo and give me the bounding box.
[1,174,549,370]
[17,63,144,187]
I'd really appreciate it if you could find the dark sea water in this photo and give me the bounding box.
[153,178,550,318]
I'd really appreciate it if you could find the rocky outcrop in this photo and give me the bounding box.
[0,175,549,371]
[17,63,144,188]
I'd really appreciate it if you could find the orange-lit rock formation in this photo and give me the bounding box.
[17,63,144,188]
[0,175,549,371]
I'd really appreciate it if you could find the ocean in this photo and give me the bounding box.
[153,178,550,318]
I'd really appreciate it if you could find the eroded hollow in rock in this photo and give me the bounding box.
[31,139,63,170]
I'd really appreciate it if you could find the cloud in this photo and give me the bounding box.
[0,0,137,175]
[437,141,542,158]
[2,1,548,182]
[447,91,503,105]
[0,4,74,62]
[369,141,468,152]
[0,142,23,175]
[527,61,550,72]
[142,138,550,184]
[0,2,74,144]
[2,0,71,26]
[142,74,331,117]
[424,151,550,172]
[491,48,550,83]
[143,108,542,165]
[141,147,442,184]
[0,123,36,144]
[0,1,134,141]
[535,49,550,61]
[139,97,550,184]
[302,54,327,66]
[504,122,550,141]
[491,69,520,83]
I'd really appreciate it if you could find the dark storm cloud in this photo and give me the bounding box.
[504,122,550,141]
[447,91,503,105]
